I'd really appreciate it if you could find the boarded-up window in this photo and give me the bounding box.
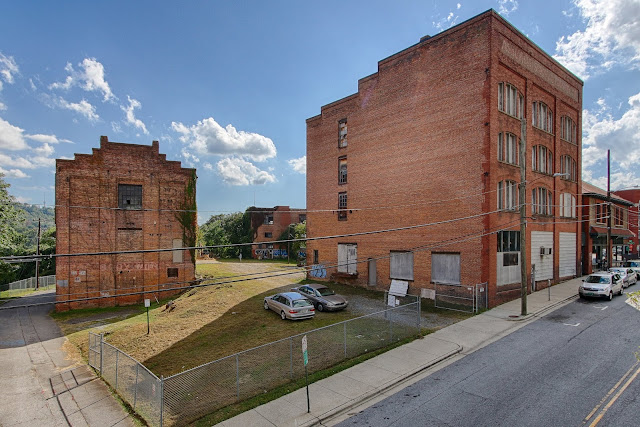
[173,238,183,263]
[167,268,178,278]
[338,243,357,274]
[431,253,461,284]
[390,251,414,280]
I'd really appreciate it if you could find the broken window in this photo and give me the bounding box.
[167,268,179,278]
[118,184,142,210]
[264,214,274,225]
[338,192,347,220]
[264,232,273,238]
[338,119,348,148]
[338,157,347,184]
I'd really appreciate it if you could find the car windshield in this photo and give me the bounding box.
[586,276,611,284]
[317,288,335,296]
[292,299,312,308]
[623,261,639,267]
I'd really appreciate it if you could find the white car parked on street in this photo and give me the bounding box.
[609,267,637,288]
[579,272,624,301]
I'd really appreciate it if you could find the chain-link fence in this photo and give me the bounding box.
[434,282,488,313]
[0,275,56,292]
[89,297,421,426]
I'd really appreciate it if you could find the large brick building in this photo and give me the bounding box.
[613,187,640,258]
[250,206,305,259]
[306,9,583,307]
[55,136,197,310]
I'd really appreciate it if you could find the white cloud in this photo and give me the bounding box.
[497,0,519,16]
[121,96,148,134]
[0,166,28,178]
[216,157,276,186]
[0,53,19,86]
[288,156,306,174]
[0,117,28,150]
[49,58,115,101]
[111,121,122,133]
[554,0,640,80]
[171,117,277,162]
[25,133,72,144]
[57,97,99,121]
[0,102,6,111]
[432,7,461,32]
[457,3,462,9]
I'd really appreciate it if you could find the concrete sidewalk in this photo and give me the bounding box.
[220,277,583,427]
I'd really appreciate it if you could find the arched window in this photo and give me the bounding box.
[498,132,519,165]
[498,82,524,118]
[560,116,577,143]
[532,187,552,216]
[532,145,553,174]
[498,180,518,211]
[532,101,554,133]
[560,193,576,218]
[560,155,577,181]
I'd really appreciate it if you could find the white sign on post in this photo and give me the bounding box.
[302,335,307,353]
[144,298,150,308]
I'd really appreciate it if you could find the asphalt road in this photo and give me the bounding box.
[338,290,640,427]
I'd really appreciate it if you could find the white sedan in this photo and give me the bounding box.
[579,272,624,300]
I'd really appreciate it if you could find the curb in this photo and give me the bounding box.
[304,342,463,426]
[503,293,579,322]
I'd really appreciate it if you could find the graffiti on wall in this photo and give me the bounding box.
[309,264,327,278]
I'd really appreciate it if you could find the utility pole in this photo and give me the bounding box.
[607,150,612,269]
[519,116,528,316]
[35,218,41,290]
[287,224,291,264]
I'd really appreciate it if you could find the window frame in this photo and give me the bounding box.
[532,101,554,133]
[498,82,524,119]
[118,184,143,210]
[560,116,577,144]
[338,118,348,148]
[532,187,553,216]
[338,156,347,185]
[498,180,518,211]
[338,192,347,221]
[498,132,519,166]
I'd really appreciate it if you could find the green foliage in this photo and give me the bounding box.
[200,209,253,258]
[276,222,306,259]
[0,174,24,250]
[175,171,198,266]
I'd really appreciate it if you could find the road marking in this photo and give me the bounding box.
[593,305,608,311]
[583,361,640,426]
[563,322,580,327]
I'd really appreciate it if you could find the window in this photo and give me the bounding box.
[337,243,357,274]
[532,187,552,216]
[431,253,461,284]
[532,145,553,174]
[338,157,347,184]
[595,203,607,224]
[390,251,414,281]
[560,116,577,144]
[338,119,347,148]
[532,101,553,133]
[498,180,518,211]
[614,206,624,227]
[313,249,319,264]
[118,184,142,210]
[498,82,524,118]
[338,192,347,220]
[264,215,274,225]
[497,230,520,252]
[167,268,179,278]
[560,193,576,218]
[498,132,519,165]
[560,155,577,181]
[264,232,273,238]
[298,214,306,223]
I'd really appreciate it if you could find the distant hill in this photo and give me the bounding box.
[15,203,56,248]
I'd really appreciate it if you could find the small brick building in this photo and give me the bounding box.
[613,187,640,259]
[250,206,305,259]
[55,136,197,310]
[306,9,583,308]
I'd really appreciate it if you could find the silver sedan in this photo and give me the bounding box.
[291,284,349,312]
[263,292,315,320]
[609,267,637,288]
[579,272,624,300]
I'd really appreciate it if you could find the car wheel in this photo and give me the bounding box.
[619,286,624,296]
[608,291,613,301]
[317,303,324,312]
[280,311,287,320]
[264,301,269,310]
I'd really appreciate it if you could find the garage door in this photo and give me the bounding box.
[559,232,576,277]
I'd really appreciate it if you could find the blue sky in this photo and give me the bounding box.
[1,0,639,223]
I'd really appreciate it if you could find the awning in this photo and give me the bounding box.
[590,226,636,239]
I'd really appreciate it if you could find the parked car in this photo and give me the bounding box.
[263,292,315,320]
[622,260,640,277]
[291,284,349,312]
[579,272,624,300]
[609,267,637,288]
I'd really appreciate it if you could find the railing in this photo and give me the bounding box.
[89,297,421,426]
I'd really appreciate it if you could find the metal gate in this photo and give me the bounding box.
[435,282,488,314]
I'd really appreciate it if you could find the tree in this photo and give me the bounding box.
[277,222,306,260]
[0,174,24,250]
[200,211,252,258]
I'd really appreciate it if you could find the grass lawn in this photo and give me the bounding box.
[0,284,56,301]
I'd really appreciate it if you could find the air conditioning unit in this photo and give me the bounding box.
[540,247,546,256]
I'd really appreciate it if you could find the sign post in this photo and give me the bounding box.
[145,298,150,335]
[302,335,310,413]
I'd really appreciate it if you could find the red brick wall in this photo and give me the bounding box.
[55,136,196,310]
[306,11,583,308]
[613,189,640,257]
[251,206,304,257]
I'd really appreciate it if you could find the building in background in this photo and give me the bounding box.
[250,206,305,259]
[55,136,197,310]
[613,187,640,259]
[306,9,583,308]
[580,182,636,273]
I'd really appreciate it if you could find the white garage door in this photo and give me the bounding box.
[559,232,576,277]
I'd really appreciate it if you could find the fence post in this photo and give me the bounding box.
[289,337,294,379]
[236,354,240,399]
[160,375,164,427]
[133,363,139,409]
[343,322,347,359]
[388,308,393,342]
[99,334,104,374]
[416,297,421,330]
[115,351,119,389]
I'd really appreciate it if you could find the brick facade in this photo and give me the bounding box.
[306,10,583,308]
[55,136,196,310]
[613,188,640,258]
[250,206,305,258]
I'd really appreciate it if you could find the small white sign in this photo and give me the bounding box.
[388,295,396,307]
[389,280,409,297]
[144,298,150,308]
[301,335,307,353]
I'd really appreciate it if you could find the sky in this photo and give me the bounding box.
[0,0,639,224]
